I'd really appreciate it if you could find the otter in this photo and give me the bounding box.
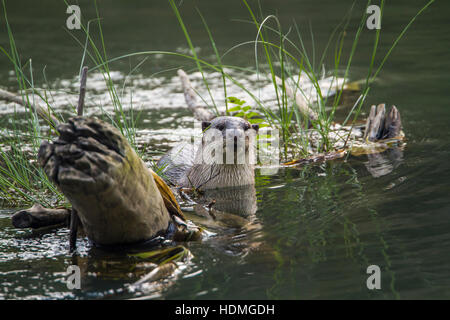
[157,116,259,190]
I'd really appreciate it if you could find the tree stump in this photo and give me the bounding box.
[37,117,172,246]
[363,104,402,142]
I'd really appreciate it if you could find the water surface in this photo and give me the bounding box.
[0,0,449,300]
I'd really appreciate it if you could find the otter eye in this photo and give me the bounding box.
[216,123,225,131]
[244,123,250,131]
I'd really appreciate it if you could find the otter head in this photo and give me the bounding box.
[199,116,259,165]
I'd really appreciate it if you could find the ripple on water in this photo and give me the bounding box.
[0,210,93,299]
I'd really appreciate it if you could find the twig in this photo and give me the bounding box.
[70,66,88,252]
[77,66,88,116]
[69,208,81,253]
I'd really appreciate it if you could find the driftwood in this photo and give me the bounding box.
[37,116,173,246]
[6,67,192,250]
[177,69,215,122]
[363,104,402,141]
[11,204,71,229]
[275,76,362,124]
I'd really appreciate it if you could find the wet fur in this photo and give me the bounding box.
[158,116,258,190]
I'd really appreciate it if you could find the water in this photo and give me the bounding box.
[1,0,450,299]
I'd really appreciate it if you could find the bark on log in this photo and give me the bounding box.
[11,204,70,229]
[37,117,172,246]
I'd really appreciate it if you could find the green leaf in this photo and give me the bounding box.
[246,112,261,119]
[227,96,245,105]
[248,118,263,124]
[228,106,242,112]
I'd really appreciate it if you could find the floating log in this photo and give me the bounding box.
[11,204,70,229]
[37,117,173,246]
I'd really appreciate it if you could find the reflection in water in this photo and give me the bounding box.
[69,246,193,300]
[62,183,262,299]
[258,161,405,299]
[364,147,404,178]
[188,184,265,259]
[195,185,257,220]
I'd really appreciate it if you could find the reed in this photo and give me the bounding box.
[0,0,434,205]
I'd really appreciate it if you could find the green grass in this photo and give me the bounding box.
[0,0,434,205]
[162,0,434,159]
[0,0,145,206]
[0,0,65,207]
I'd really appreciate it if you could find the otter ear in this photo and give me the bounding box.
[251,124,259,132]
[202,121,211,132]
